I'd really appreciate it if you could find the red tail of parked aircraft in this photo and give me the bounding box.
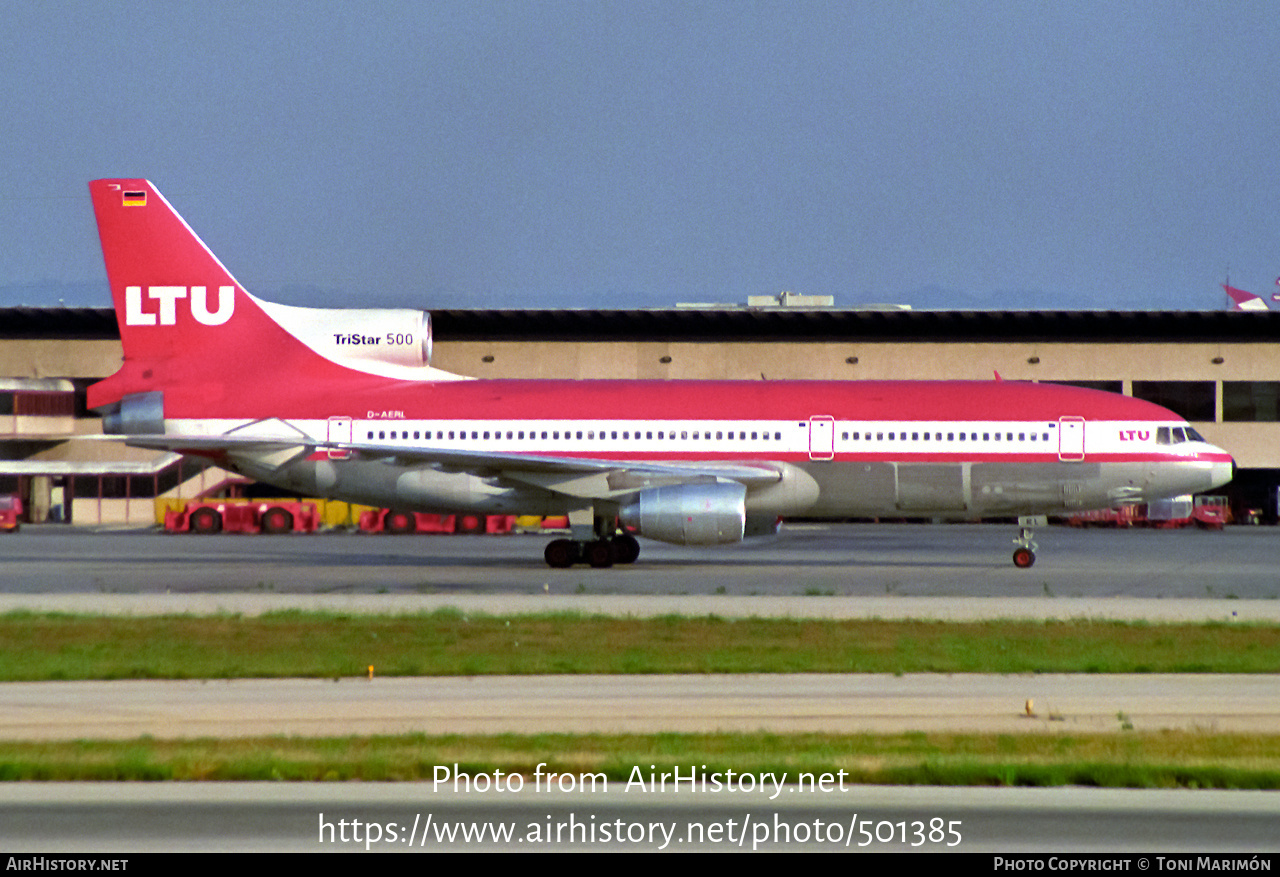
[87,179,1235,568]
[1223,281,1279,311]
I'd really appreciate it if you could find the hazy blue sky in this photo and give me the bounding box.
[2,1,1277,311]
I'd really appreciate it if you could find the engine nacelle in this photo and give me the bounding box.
[619,482,746,545]
[255,298,432,373]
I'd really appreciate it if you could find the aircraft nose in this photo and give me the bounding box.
[1208,449,1235,490]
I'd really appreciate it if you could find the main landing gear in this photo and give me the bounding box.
[1012,515,1045,568]
[544,532,640,569]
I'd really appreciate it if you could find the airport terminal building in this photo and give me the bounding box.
[3,303,1279,525]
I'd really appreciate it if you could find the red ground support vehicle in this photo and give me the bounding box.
[1145,494,1231,530]
[1191,495,1230,529]
[164,499,320,534]
[0,495,22,532]
[1066,505,1143,528]
[1146,496,1194,529]
[358,509,516,535]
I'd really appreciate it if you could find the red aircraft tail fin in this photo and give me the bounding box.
[87,179,309,408]
[1223,282,1270,312]
[87,180,453,420]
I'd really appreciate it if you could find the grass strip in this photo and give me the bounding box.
[2,731,1279,788]
[1,610,1278,680]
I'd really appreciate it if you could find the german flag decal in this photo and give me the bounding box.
[122,190,147,207]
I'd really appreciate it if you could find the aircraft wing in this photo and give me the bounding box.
[111,432,785,498]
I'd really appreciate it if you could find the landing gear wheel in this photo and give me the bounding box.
[260,507,293,534]
[611,534,640,564]
[544,539,579,569]
[189,507,222,534]
[1012,547,1036,568]
[584,540,614,568]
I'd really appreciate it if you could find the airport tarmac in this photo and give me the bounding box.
[2,522,1277,853]
[4,783,1279,852]
[2,673,1278,740]
[2,521,1277,601]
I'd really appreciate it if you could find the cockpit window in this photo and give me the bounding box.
[1157,425,1201,445]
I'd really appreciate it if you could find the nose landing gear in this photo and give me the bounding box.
[1012,515,1045,568]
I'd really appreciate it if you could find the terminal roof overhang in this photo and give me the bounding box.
[5,306,1280,344]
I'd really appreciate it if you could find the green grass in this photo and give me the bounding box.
[2,731,1279,788]
[3,611,1278,787]
[0,610,1276,680]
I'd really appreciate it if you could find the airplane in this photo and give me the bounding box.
[85,179,1235,569]
[1223,281,1280,311]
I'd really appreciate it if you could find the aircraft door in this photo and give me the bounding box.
[327,416,353,459]
[808,416,835,461]
[1058,417,1085,462]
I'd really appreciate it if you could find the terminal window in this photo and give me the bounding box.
[1223,382,1280,422]
[1131,381,1215,422]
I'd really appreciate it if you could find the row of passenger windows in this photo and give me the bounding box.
[363,426,1062,445]
[367,428,786,442]
[842,430,1051,443]
[365,425,1205,447]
